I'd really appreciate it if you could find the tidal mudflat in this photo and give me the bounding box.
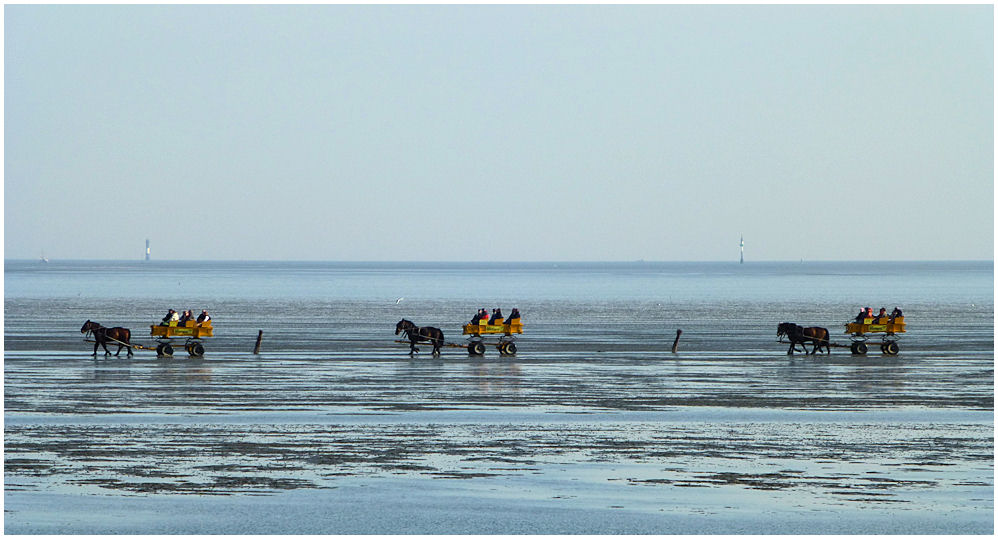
[4,261,993,533]
[5,349,993,533]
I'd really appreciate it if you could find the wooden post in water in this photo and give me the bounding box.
[253,330,263,354]
[672,329,682,353]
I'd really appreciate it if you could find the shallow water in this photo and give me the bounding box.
[4,260,994,533]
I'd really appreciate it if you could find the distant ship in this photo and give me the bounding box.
[40,253,49,263]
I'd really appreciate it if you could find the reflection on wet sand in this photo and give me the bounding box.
[471,362,522,394]
[153,362,213,384]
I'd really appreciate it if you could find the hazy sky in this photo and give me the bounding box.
[5,5,993,261]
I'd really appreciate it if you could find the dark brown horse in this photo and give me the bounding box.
[396,319,444,356]
[81,320,133,357]
[777,322,830,355]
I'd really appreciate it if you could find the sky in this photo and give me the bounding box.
[4,5,993,261]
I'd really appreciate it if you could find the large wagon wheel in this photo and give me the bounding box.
[156,343,174,358]
[186,341,205,358]
[468,341,486,356]
[500,342,517,356]
[883,341,899,356]
[850,341,868,355]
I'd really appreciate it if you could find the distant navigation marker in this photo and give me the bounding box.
[739,235,744,264]
[145,239,151,261]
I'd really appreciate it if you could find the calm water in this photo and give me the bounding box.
[4,260,994,534]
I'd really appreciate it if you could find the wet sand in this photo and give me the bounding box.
[5,341,993,533]
[4,276,995,533]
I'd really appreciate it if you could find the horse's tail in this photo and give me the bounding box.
[121,328,131,344]
[435,329,444,345]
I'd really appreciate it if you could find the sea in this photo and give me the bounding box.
[3,259,994,534]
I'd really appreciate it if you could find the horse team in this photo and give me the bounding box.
[776,322,830,355]
[81,320,133,358]
[395,319,444,356]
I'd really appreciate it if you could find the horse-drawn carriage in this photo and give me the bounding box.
[150,320,214,358]
[778,314,906,356]
[844,316,905,355]
[395,315,523,357]
[81,319,214,358]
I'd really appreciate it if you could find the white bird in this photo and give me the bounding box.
[396,297,404,304]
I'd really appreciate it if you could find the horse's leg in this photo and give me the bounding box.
[92,340,99,357]
[409,338,418,355]
[812,335,826,355]
[787,342,795,355]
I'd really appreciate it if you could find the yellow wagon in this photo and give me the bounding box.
[844,317,905,355]
[461,318,523,356]
[149,320,213,357]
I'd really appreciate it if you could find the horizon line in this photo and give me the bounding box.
[5,258,994,264]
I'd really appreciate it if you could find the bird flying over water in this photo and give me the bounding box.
[396,297,404,304]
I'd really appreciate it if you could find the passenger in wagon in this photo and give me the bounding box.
[161,309,179,325]
[890,307,903,322]
[877,307,889,322]
[854,309,867,323]
[178,310,193,324]
[196,310,211,324]
[489,308,503,324]
[506,308,521,323]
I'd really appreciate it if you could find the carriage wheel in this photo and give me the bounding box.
[500,342,517,356]
[468,342,486,356]
[188,342,205,357]
[158,343,174,358]
[884,342,899,356]
[853,342,867,355]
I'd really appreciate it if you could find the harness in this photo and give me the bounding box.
[86,323,127,342]
[84,322,104,339]
[778,324,827,344]
[778,323,806,343]
[401,322,437,342]
[402,325,425,340]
